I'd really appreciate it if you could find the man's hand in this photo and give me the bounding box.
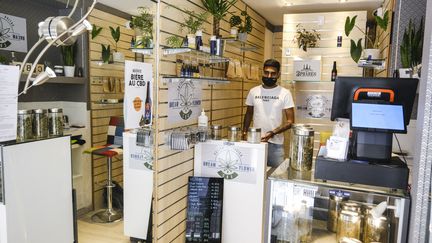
[261,131,275,142]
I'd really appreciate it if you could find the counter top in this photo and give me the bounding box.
[268,160,408,198]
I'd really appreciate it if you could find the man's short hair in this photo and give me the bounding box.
[263,59,281,73]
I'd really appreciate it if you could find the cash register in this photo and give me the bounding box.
[315,77,419,189]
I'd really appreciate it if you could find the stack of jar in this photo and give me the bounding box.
[209,125,262,144]
[328,198,389,243]
[17,108,64,142]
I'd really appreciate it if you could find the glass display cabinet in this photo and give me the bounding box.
[264,162,410,243]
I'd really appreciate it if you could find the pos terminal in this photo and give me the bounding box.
[314,77,418,189]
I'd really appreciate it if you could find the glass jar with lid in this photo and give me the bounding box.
[33,109,48,139]
[247,127,261,144]
[48,108,64,137]
[211,125,222,140]
[337,209,362,241]
[327,191,350,232]
[17,109,34,142]
[289,126,314,171]
[362,207,388,243]
[228,126,241,142]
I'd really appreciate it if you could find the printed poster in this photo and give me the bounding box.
[0,13,27,52]
[296,92,333,119]
[124,60,153,129]
[199,142,257,184]
[127,136,153,171]
[168,79,202,124]
[0,65,19,142]
[293,57,321,81]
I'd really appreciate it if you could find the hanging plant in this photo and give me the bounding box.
[109,26,121,52]
[295,24,321,52]
[91,24,103,39]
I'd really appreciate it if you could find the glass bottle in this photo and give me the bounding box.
[48,108,64,137]
[331,61,337,81]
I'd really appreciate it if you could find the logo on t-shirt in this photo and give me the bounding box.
[255,95,279,102]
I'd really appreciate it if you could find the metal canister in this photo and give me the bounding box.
[327,192,350,232]
[289,126,314,171]
[228,126,241,142]
[211,125,222,140]
[247,127,261,144]
[363,208,388,243]
[337,210,362,241]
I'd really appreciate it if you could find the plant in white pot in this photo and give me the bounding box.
[61,43,77,77]
[345,10,389,62]
[229,11,252,42]
[110,26,124,62]
[130,7,153,48]
[180,9,209,49]
[400,18,424,78]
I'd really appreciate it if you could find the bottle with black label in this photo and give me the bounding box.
[331,61,337,81]
[144,81,151,125]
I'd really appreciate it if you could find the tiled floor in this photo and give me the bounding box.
[78,213,130,243]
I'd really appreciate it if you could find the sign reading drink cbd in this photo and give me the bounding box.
[293,57,321,81]
[0,13,27,52]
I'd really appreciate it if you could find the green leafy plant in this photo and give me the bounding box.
[60,43,77,66]
[345,10,389,62]
[91,24,103,39]
[295,24,321,52]
[166,36,184,48]
[131,7,153,37]
[400,18,424,68]
[0,55,7,64]
[180,9,209,34]
[101,44,111,63]
[201,0,237,36]
[109,26,121,51]
[229,10,252,33]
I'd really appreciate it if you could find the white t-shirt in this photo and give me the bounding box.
[246,85,294,144]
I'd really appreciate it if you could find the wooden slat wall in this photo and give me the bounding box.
[88,7,155,209]
[281,11,366,82]
[155,0,264,242]
[375,0,394,77]
[273,32,283,63]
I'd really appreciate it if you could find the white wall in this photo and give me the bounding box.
[264,28,274,61]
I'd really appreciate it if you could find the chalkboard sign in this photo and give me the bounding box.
[185,176,224,243]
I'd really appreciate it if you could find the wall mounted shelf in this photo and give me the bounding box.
[222,37,259,51]
[20,75,87,84]
[162,76,230,84]
[163,47,229,64]
[130,48,154,55]
[91,60,125,67]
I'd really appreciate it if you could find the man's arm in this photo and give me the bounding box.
[261,107,295,142]
[242,106,254,140]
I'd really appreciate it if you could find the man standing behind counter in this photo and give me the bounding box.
[242,59,295,167]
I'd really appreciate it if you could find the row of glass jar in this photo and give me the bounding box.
[17,108,64,142]
[328,199,388,243]
[210,125,261,143]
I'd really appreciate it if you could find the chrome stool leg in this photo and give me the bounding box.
[92,157,122,223]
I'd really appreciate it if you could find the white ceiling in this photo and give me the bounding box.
[242,0,383,26]
[97,0,155,15]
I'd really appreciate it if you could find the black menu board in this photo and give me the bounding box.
[185,176,224,243]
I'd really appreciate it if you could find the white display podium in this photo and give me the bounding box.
[123,132,153,241]
[194,140,267,243]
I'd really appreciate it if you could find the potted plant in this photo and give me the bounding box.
[400,18,424,78]
[110,26,124,62]
[60,43,77,77]
[166,36,184,48]
[101,44,111,64]
[229,11,252,41]
[295,24,321,52]
[180,9,209,49]
[345,11,389,62]
[130,7,153,48]
[201,0,237,37]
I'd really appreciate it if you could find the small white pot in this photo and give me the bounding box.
[230,27,238,38]
[113,52,124,63]
[187,34,196,49]
[363,49,380,59]
[238,32,248,42]
[399,68,412,78]
[63,66,75,77]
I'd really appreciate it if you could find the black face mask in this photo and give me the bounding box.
[262,77,277,87]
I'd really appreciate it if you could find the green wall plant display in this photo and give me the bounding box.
[400,18,424,69]
[201,0,237,36]
[101,44,111,63]
[109,26,121,52]
[295,24,321,52]
[91,24,102,39]
[345,11,389,62]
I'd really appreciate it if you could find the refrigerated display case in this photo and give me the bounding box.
[264,162,410,243]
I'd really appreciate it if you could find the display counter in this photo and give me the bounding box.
[265,161,410,243]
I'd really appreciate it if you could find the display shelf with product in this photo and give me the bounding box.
[19,75,87,84]
[130,48,154,56]
[162,76,230,84]
[163,47,230,64]
[222,37,259,51]
[265,161,410,243]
